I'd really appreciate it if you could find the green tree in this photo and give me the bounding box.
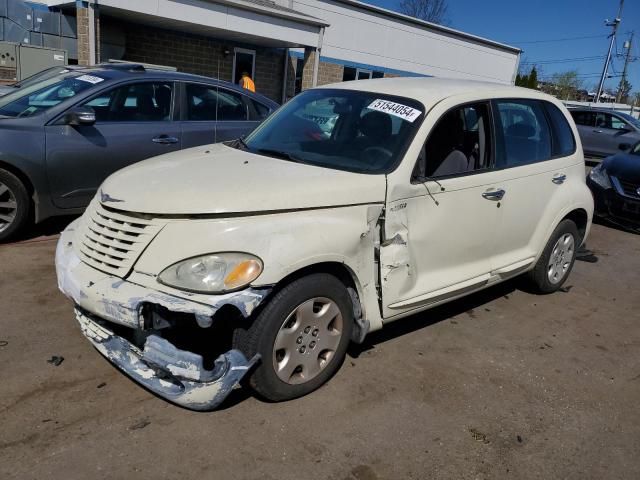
[617,79,632,103]
[527,67,538,89]
[551,70,582,100]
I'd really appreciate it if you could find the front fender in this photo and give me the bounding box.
[133,205,385,331]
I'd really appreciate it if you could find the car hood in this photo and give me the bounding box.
[603,152,640,183]
[99,144,386,215]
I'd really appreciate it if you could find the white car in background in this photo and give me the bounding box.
[56,78,594,410]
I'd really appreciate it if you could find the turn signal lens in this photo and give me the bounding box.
[224,259,263,290]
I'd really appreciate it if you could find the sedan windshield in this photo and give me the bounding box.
[0,72,102,118]
[243,89,424,173]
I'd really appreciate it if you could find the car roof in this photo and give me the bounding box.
[317,77,555,107]
[73,63,279,106]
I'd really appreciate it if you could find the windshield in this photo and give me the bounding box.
[617,112,640,129]
[0,72,103,118]
[243,89,424,174]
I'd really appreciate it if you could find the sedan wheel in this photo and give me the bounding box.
[273,297,344,385]
[0,169,29,242]
[0,181,18,234]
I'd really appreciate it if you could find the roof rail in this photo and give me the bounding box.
[103,60,178,72]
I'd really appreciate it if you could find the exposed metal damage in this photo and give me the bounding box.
[56,221,271,409]
[77,309,259,410]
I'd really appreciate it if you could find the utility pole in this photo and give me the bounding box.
[596,0,624,103]
[616,31,634,103]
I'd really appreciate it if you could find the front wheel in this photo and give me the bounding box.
[233,273,354,402]
[526,219,579,293]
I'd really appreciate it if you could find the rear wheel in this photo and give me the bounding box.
[233,273,353,402]
[0,169,30,242]
[526,219,579,293]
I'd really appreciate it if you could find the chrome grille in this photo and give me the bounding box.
[75,200,163,277]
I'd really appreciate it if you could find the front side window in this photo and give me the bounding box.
[186,84,248,121]
[495,99,552,167]
[243,89,424,174]
[80,82,173,122]
[415,102,492,179]
[0,73,101,118]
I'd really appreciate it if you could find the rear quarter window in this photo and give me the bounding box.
[543,102,576,157]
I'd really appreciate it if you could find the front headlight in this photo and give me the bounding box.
[158,253,263,293]
[589,164,612,189]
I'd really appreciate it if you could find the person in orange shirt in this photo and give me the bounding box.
[239,72,256,92]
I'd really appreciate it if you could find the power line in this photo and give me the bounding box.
[511,34,608,44]
[521,55,607,65]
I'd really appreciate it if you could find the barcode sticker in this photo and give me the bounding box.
[76,74,105,84]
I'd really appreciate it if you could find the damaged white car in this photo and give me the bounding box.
[56,78,594,410]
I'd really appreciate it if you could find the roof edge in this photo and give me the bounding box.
[332,0,521,54]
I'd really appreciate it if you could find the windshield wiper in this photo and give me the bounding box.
[256,148,304,163]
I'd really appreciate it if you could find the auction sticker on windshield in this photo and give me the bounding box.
[76,74,105,84]
[368,99,422,122]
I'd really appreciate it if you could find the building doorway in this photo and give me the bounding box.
[233,48,256,85]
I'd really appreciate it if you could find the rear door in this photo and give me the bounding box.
[569,110,596,156]
[46,81,181,209]
[489,99,577,273]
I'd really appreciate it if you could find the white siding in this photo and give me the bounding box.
[294,0,520,84]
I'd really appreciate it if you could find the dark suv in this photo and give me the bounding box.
[0,63,278,241]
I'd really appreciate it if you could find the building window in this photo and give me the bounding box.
[233,48,256,85]
[343,66,384,81]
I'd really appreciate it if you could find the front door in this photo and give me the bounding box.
[46,81,181,209]
[381,101,501,318]
[593,112,638,157]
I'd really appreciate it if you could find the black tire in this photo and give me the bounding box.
[233,273,354,402]
[526,219,579,294]
[0,168,30,242]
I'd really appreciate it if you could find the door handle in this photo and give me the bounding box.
[152,135,179,145]
[482,189,505,201]
[592,129,603,133]
[552,174,567,184]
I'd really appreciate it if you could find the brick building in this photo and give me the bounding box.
[27,0,520,103]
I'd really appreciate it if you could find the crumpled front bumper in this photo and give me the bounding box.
[55,220,269,410]
[76,308,258,411]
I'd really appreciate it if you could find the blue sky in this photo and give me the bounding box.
[365,0,640,96]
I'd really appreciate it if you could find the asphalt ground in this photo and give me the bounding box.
[1,219,639,480]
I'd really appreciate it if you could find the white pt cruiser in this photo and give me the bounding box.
[56,78,594,410]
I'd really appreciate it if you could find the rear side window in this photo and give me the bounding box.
[543,102,576,157]
[570,110,594,126]
[186,84,249,121]
[494,99,552,168]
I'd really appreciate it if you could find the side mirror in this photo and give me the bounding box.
[619,142,631,151]
[65,106,96,126]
